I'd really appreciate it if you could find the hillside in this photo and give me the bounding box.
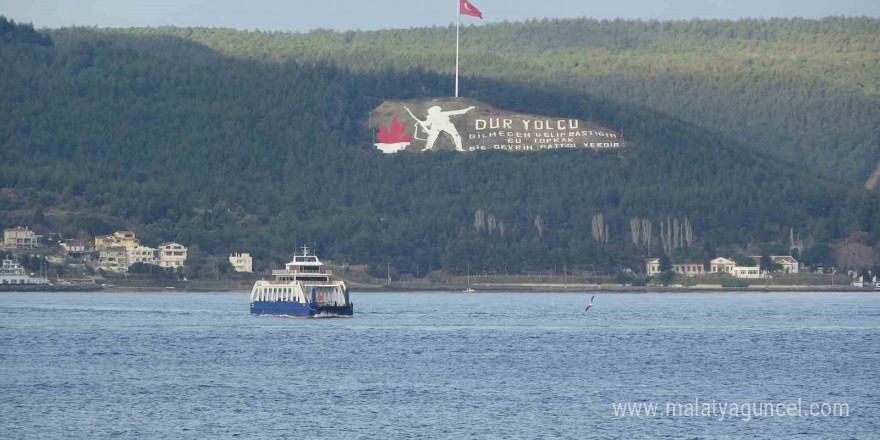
[1,18,878,276]
[109,17,880,186]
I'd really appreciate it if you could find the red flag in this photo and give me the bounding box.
[460,0,483,19]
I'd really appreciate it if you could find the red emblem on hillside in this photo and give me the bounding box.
[376,115,411,144]
[374,115,412,154]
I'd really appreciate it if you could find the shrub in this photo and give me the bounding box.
[721,277,749,288]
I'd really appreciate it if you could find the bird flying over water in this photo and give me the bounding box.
[585,295,595,312]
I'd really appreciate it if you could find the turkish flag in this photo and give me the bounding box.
[460,0,483,18]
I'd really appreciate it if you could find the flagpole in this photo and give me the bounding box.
[455,1,460,98]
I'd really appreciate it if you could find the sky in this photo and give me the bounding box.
[1,0,878,32]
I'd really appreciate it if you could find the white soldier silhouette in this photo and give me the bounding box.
[404,105,475,151]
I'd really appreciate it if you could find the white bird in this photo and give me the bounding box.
[585,295,595,312]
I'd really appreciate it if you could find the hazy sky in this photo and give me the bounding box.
[2,0,878,31]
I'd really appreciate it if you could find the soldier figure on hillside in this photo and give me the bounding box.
[404,105,475,152]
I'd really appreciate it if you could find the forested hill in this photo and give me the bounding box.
[0,16,52,46]
[0,18,878,276]
[109,17,880,187]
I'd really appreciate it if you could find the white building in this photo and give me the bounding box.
[61,240,93,260]
[673,261,705,276]
[731,266,763,279]
[98,246,129,273]
[645,258,705,276]
[710,257,736,274]
[773,256,799,274]
[648,255,797,279]
[127,245,158,266]
[95,231,139,250]
[3,227,37,249]
[752,255,799,274]
[158,242,187,269]
[645,258,660,275]
[229,253,253,273]
[61,240,87,253]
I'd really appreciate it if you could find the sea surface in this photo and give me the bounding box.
[1,291,878,439]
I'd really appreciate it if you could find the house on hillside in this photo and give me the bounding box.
[127,245,158,266]
[158,242,187,269]
[3,227,37,249]
[61,240,87,254]
[95,231,139,250]
[60,240,94,260]
[94,234,115,250]
[98,246,129,273]
[229,253,252,273]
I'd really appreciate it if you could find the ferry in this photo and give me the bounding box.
[249,246,353,317]
[0,258,48,286]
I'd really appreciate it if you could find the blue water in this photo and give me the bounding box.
[1,291,878,439]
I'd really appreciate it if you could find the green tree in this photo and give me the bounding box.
[759,254,772,272]
[732,254,757,267]
[802,244,836,268]
[659,254,672,273]
[218,259,234,274]
[657,254,675,285]
[32,207,45,225]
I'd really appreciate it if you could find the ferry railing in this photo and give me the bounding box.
[262,280,339,287]
[272,269,332,276]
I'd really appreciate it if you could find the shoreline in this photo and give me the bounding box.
[9,276,872,293]
[353,282,878,293]
[87,281,880,294]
